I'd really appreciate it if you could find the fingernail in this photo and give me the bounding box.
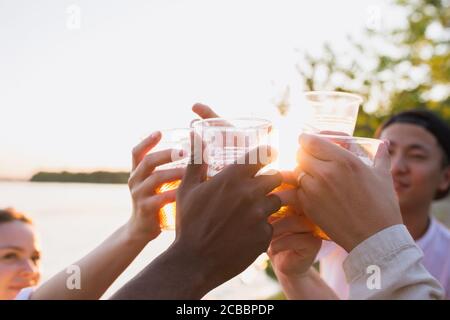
[298,133,310,144]
[382,139,390,148]
[150,131,159,139]
[259,168,279,176]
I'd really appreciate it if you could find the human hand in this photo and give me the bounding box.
[268,213,321,278]
[295,134,402,252]
[171,140,282,293]
[126,131,186,242]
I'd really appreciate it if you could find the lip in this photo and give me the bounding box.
[8,284,31,291]
[393,179,410,191]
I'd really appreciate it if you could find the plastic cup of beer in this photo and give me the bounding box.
[192,117,274,177]
[314,133,383,166]
[303,91,363,135]
[147,128,191,230]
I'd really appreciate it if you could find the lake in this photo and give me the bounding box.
[0,182,280,299]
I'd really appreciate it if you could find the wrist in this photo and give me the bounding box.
[342,202,403,252]
[163,242,215,299]
[123,220,154,247]
[343,221,401,253]
[276,266,313,282]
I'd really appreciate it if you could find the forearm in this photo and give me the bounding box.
[110,245,213,300]
[277,267,338,300]
[345,224,444,300]
[32,223,149,300]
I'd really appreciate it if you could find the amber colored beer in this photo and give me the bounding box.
[271,182,330,241]
[156,179,181,230]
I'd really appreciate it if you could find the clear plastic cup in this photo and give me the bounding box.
[303,91,363,135]
[313,133,383,167]
[147,128,191,230]
[192,118,273,177]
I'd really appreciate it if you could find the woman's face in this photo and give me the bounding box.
[0,221,41,299]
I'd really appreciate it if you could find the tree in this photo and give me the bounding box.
[278,0,450,137]
[266,0,450,284]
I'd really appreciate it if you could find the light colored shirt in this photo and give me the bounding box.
[14,287,34,300]
[320,222,447,299]
[415,217,450,298]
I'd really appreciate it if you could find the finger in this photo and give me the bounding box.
[271,214,313,238]
[280,170,298,186]
[181,130,207,188]
[132,131,162,170]
[272,188,300,207]
[295,147,324,178]
[225,145,277,178]
[296,171,316,196]
[157,189,178,205]
[136,168,185,197]
[192,103,221,119]
[270,233,321,256]
[374,140,391,175]
[252,171,282,195]
[296,174,320,218]
[262,194,282,216]
[319,130,350,136]
[140,189,178,213]
[299,133,351,162]
[130,149,185,185]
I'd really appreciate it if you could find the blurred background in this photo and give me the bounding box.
[0,0,448,299]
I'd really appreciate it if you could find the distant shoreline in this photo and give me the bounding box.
[0,178,27,182]
[29,171,130,184]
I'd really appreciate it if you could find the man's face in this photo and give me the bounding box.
[380,123,450,212]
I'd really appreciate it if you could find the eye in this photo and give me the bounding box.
[31,254,41,265]
[409,153,427,160]
[2,253,19,260]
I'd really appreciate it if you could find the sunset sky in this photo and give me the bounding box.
[0,0,403,179]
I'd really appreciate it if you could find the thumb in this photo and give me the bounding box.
[374,140,391,175]
[180,130,207,188]
[192,103,220,119]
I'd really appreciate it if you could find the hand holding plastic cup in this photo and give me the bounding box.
[147,128,191,230]
[296,133,383,240]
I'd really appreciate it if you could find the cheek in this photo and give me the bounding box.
[409,164,442,188]
[0,263,20,288]
[34,269,41,283]
[27,261,41,285]
[409,166,429,182]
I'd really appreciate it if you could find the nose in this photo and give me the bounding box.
[18,259,39,281]
[390,153,408,175]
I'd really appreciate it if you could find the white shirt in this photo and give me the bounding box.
[14,287,34,300]
[319,217,450,299]
[344,224,443,299]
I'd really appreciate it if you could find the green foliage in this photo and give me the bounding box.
[265,259,320,279]
[266,291,286,300]
[277,0,450,137]
[266,0,449,296]
[265,260,277,280]
[30,171,130,184]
